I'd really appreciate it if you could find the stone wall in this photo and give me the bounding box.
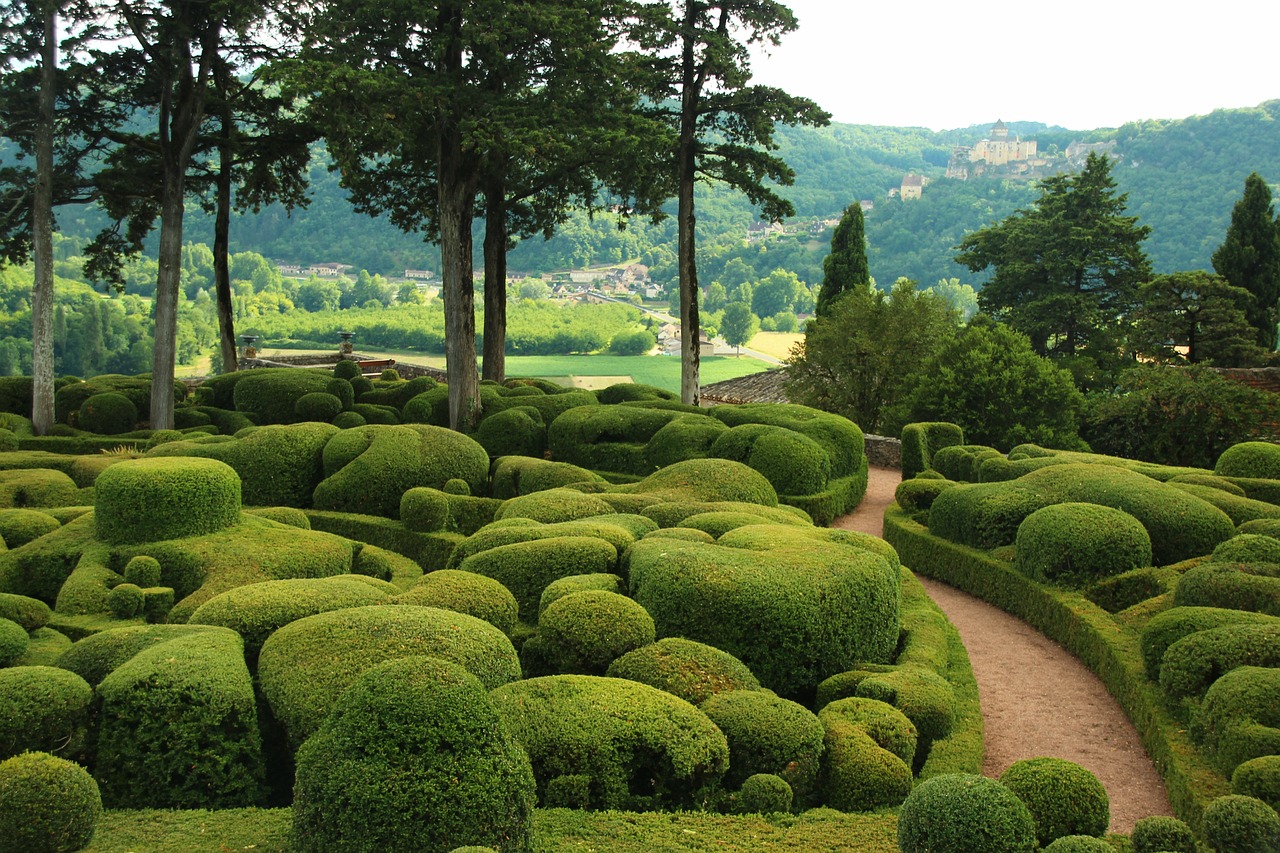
[863,434,901,469]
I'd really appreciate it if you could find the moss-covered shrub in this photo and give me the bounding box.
[1014,502,1153,586]
[0,617,27,666]
[1201,794,1280,853]
[897,773,1037,853]
[1192,666,1280,775]
[188,576,392,661]
[291,657,535,853]
[605,637,761,705]
[1175,562,1280,616]
[77,392,138,435]
[395,570,519,635]
[537,590,655,675]
[997,757,1109,846]
[490,674,728,810]
[817,698,915,812]
[628,525,900,698]
[294,391,343,423]
[1159,623,1280,698]
[231,368,333,425]
[1233,755,1280,812]
[701,689,824,805]
[91,627,265,808]
[901,422,965,480]
[313,424,489,519]
[0,751,101,853]
[0,665,92,761]
[1129,814,1197,853]
[258,604,521,749]
[457,535,618,618]
[0,591,51,630]
[0,509,60,548]
[1217,441,1280,480]
[94,457,241,544]
[475,407,547,460]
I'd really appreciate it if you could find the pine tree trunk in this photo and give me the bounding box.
[30,5,56,435]
[150,170,185,430]
[482,176,507,384]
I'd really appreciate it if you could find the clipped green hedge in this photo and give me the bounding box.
[93,457,242,545]
[395,569,519,635]
[1130,814,1198,853]
[91,627,265,808]
[493,488,616,524]
[1232,755,1280,812]
[257,604,521,749]
[77,392,138,435]
[709,403,864,480]
[1014,502,1153,586]
[538,573,625,621]
[629,524,900,700]
[490,674,728,811]
[1159,623,1280,698]
[998,757,1109,847]
[1175,562,1280,616]
[536,590,654,675]
[900,422,965,480]
[0,468,83,509]
[456,535,618,618]
[489,456,604,501]
[0,591,52,629]
[1200,793,1280,853]
[547,405,685,476]
[231,368,333,425]
[0,665,92,761]
[292,656,535,853]
[0,751,101,853]
[1192,666,1280,776]
[474,406,547,460]
[710,423,832,497]
[1212,533,1280,564]
[1216,441,1280,480]
[605,637,761,705]
[702,689,825,806]
[897,773,1037,853]
[1140,606,1280,679]
[187,576,393,662]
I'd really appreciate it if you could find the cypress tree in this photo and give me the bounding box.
[1212,173,1280,350]
[816,203,870,317]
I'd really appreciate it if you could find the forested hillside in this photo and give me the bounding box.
[28,101,1280,292]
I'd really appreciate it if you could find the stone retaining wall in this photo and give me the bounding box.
[863,434,901,469]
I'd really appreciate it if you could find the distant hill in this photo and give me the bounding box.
[31,100,1280,292]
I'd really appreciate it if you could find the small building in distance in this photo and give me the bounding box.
[947,120,1042,179]
[900,173,924,200]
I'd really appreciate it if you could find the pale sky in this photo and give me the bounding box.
[749,1,1280,131]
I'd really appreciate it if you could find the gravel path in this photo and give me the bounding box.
[832,466,1172,834]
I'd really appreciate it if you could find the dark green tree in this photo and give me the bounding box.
[631,0,829,405]
[786,277,955,434]
[957,152,1151,367]
[719,300,757,353]
[1212,172,1280,350]
[815,202,869,316]
[1131,271,1264,366]
[901,317,1086,451]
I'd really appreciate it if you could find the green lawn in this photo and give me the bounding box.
[499,354,772,394]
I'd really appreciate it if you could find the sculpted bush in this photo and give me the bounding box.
[897,773,1037,853]
[605,637,761,705]
[701,689,825,805]
[0,752,101,853]
[998,757,1109,847]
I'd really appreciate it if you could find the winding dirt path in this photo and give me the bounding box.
[832,466,1172,834]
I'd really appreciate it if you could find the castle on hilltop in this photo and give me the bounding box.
[946,120,1044,179]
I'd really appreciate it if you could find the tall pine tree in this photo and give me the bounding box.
[815,202,870,316]
[1212,172,1280,350]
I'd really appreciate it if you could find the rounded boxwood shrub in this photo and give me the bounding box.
[292,656,535,853]
[998,757,1110,846]
[701,689,824,805]
[189,576,393,660]
[897,773,1037,853]
[818,697,916,811]
[325,378,355,410]
[1234,755,1280,812]
[538,573,625,620]
[710,424,832,496]
[94,457,242,545]
[0,592,52,631]
[645,416,727,470]
[895,477,956,513]
[400,487,452,532]
[331,410,366,429]
[1213,533,1280,564]
[1130,814,1197,853]
[395,570,519,636]
[494,488,615,524]
[123,555,162,587]
[0,751,101,853]
[738,773,792,814]
[294,391,343,423]
[1175,563,1280,617]
[332,359,361,381]
[258,604,522,749]
[232,368,333,425]
[106,582,144,619]
[1015,502,1153,585]
[1217,441,1280,480]
[475,407,546,460]
[1201,794,1280,853]
[538,590,655,675]
[77,391,138,435]
[0,509,60,548]
[1192,666,1280,775]
[641,527,716,544]
[457,535,619,619]
[0,666,93,760]
[0,618,28,667]
[489,674,728,811]
[605,637,761,705]
[1042,837,1113,853]
[624,458,779,507]
[1159,624,1280,698]
[1140,606,1280,679]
